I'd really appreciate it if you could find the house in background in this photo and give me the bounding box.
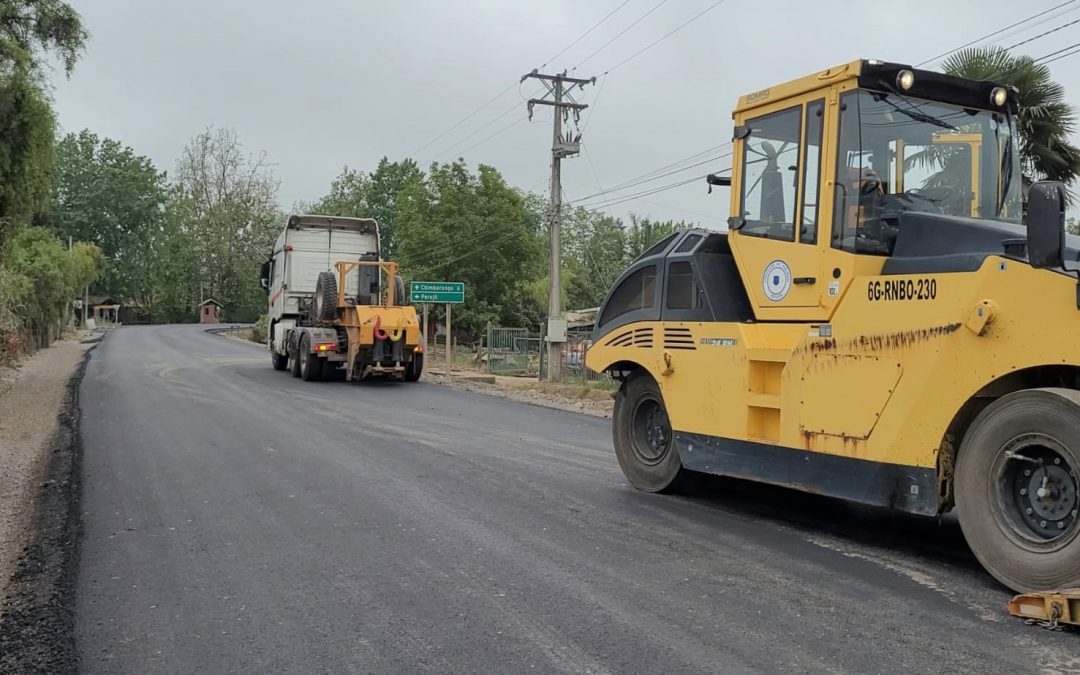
[86,295,121,324]
[198,299,223,324]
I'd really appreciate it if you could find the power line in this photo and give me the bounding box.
[572,0,670,70]
[580,144,618,223]
[540,0,633,69]
[577,142,730,198]
[916,0,1077,66]
[1039,43,1080,64]
[578,74,608,133]
[408,230,522,278]
[432,97,532,160]
[990,2,1080,47]
[409,0,633,158]
[409,83,518,157]
[572,150,732,203]
[1005,17,1080,50]
[573,171,726,210]
[602,0,730,74]
[450,115,530,159]
[1035,40,1080,61]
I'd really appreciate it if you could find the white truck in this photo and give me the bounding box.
[260,214,423,382]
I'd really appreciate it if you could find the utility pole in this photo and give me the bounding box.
[522,69,594,380]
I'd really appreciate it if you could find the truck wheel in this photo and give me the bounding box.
[613,371,689,493]
[955,388,1080,592]
[393,276,406,306]
[405,353,423,382]
[271,350,288,371]
[299,334,323,381]
[289,339,301,378]
[314,272,338,322]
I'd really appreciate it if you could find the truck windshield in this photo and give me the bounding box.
[832,89,1022,255]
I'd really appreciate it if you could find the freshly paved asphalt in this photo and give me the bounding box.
[75,325,1079,673]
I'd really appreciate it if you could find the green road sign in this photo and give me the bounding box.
[410,281,465,304]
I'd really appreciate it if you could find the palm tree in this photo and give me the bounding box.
[942,46,1080,188]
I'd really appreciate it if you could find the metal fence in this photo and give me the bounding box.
[485,325,541,376]
[537,326,605,382]
[485,324,607,383]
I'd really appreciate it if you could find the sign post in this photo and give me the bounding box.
[445,303,452,373]
[410,282,465,375]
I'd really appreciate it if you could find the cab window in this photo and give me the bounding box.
[800,100,825,244]
[740,106,802,241]
[666,261,701,310]
[597,265,657,326]
[832,89,1020,255]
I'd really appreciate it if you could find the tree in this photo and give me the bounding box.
[173,127,281,322]
[395,161,543,333]
[561,204,627,309]
[4,226,102,347]
[306,165,369,218]
[0,70,53,248]
[49,130,169,309]
[0,0,88,76]
[942,47,1080,187]
[308,158,423,259]
[624,214,684,260]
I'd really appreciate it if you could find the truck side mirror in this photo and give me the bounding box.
[1027,181,1066,269]
[259,261,271,292]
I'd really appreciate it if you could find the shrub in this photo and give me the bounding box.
[250,313,268,344]
[2,227,103,350]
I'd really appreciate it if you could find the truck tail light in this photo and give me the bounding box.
[414,346,423,353]
[316,343,336,352]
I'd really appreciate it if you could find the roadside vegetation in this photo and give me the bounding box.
[3,1,1080,359]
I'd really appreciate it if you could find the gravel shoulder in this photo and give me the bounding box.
[428,373,615,418]
[0,331,97,672]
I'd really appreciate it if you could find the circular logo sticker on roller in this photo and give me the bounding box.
[762,260,792,302]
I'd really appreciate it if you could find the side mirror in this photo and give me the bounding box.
[259,260,271,292]
[1027,181,1066,269]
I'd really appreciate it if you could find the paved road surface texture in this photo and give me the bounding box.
[76,325,1078,673]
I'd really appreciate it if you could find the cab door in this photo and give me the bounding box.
[729,97,830,318]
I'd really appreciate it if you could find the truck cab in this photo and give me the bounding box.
[261,214,423,383]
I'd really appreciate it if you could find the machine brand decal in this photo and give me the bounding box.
[867,278,938,302]
[763,260,793,302]
[700,338,738,346]
[746,88,771,102]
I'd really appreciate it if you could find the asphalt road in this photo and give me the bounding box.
[76,325,1078,673]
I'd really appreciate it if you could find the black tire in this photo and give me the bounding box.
[956,388,1080,592]
[314,271,338,322]
[299,334,323,382]
[289,337,301,378]
[271,350,288,371]
[393,276,406,306]
[405,352,423,382]
[271,323,290,370]
[612,371,689,493]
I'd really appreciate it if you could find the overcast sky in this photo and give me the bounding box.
[50,0,1080,227]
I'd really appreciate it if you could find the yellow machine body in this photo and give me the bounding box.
[585,59,1075,515]
[332,260,422,381]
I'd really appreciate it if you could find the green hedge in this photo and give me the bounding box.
[0,227,103,358]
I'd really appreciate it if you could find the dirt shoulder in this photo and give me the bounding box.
[428,372,615,418]
[0,330,97,672]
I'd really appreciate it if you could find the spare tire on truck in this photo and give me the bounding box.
[313,271,338,322]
